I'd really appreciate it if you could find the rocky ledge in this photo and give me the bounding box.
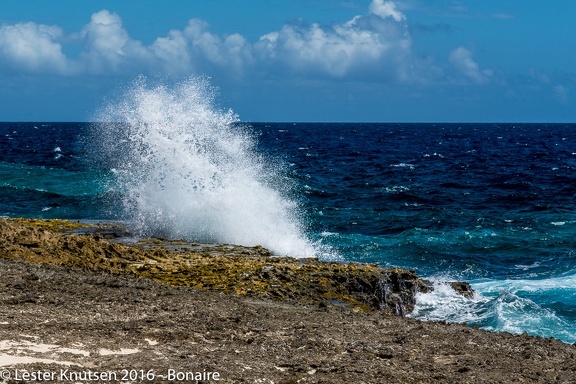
[0,218,470,316]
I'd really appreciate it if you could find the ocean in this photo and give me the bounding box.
[1,79,575,343]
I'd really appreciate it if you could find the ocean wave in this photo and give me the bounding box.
[411,279,576,344]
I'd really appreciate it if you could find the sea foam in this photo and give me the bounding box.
[410,278,576,344]
[92,77,315,257]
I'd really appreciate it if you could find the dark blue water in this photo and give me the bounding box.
[1,121,576,343]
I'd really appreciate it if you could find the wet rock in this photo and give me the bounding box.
[449,281,475,298]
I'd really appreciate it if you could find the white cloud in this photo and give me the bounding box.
[79,10,151,74]
[0,1,489,87]
[0,10,151,75]
[369,0,406,21]
[0,22,69,74]
[182,19,253,76]
[151,29,192,74]
[255,0,411,80]
[449,47,491,84]
[0,1,414,82]
[554,85,569,104]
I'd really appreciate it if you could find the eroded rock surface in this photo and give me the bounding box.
[0,256,575,383]
[0,218,433,315]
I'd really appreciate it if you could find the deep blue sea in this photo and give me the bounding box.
[1,84,575,344]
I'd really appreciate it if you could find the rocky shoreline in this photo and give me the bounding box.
[0,218,476,316]
[0,218,575,383]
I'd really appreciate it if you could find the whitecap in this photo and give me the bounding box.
[411,279,576,344]
[390,163,415,170]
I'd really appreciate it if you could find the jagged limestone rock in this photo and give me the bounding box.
[0,218,472,315]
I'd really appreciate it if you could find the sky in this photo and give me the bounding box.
[0,0,574,122]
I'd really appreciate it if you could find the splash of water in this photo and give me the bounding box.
[410,280,576,344]
[93,77,315,257]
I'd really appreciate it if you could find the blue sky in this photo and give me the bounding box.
[0,0,574,122]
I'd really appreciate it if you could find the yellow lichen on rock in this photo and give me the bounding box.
[6,217,90,232]
[0,217,433,315]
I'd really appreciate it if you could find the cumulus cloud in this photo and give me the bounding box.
[0,1,416,82]
[255,0,411,80]
[3,1,502,87]
[182,19,253,76]
[369,0,406,21]
[150,29,192,74]
[79,10,151,73]
[0,22,69,74]
[0,10,151,75]
[449,47,492,84]
[554,85,569,104]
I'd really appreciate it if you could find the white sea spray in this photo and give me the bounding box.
[92,76,316,257]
